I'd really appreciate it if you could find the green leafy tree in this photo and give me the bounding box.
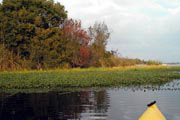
[0,0,67,59]
[30,28,70,69]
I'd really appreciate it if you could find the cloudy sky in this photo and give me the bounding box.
[58,0,180,62]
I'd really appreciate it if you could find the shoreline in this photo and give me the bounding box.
[0,66,180,89]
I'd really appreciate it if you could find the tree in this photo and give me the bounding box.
[30,28,69,69]
[88,22,110,51]
[0,0,67,59]
[88,22,111,67]
[61,19,92,67]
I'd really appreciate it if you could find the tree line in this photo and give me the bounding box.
[0,0,146,71]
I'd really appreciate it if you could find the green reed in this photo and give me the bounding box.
[0,66,180,89]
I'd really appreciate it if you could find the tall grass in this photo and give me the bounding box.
[0,44,30,71]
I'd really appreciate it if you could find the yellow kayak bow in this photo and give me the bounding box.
[138,101,166,120]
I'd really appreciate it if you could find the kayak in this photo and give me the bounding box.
[138,101,166,120]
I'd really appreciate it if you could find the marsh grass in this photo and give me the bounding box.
[0,66,180,89]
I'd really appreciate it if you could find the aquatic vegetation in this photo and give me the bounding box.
[0,66,180,89]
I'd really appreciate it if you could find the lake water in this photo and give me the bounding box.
[166,63,180,66]
[0,80,180,120]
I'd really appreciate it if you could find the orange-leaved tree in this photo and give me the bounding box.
[61,19,92,67]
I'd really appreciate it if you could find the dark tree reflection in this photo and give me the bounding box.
[0,89,109,120]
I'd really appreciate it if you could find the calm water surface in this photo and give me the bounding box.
[166,63,180,66]
[0,80,180,120]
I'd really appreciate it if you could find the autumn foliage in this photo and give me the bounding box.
[61,19,92,67]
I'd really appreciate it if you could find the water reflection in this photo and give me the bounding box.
[0,90,109,120]
[0,80,180,120]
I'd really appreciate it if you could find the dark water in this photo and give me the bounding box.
[0,80,180,120]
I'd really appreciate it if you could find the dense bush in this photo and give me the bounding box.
[0,44,30,71]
